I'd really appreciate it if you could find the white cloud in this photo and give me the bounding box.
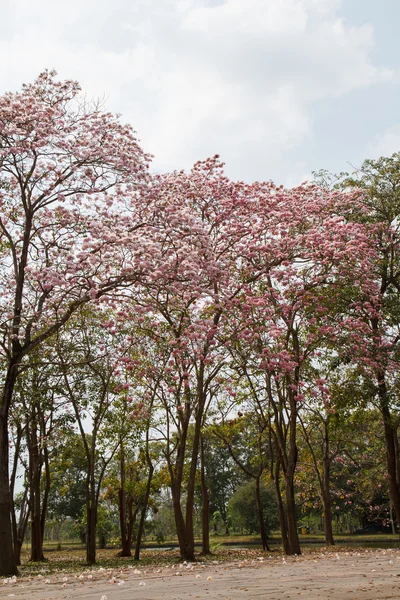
[0,0,394,182]
[367,125,400,160]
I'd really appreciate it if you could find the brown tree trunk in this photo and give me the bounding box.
[284,393,301,556]
[118,447,132,557]
[134,462,154,561]
[171,485,189,558]
[86,463,97,565]
[30,513,45,561]
[285,475,300,555]
[12,487,29,566]
[255,475,270,551]
[322,453,335,546]
[120,537,132,557]
[11,425,29,566]
[29,425,45,562]
[86,499,97,565]
[200,435,211,555]
[167,396,190,560]
[0,366,19,576]
[272,459,289,554]
[40,443,51,546]
[378,374,400,524]
[184,402,204,561]
[118,489,132,557]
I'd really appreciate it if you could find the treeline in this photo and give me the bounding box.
[1,72,400,575]
[18,406,385,553]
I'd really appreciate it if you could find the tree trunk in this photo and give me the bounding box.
[29,431,45,562]
[200,435,211,555]
[184,404,204,561]
[285,394,301,556]
[171,485,189,559]
[0,366,19,576]
[119,489,132,557]
[272,459,289,554]
[86,468,97,565]
[285,476,301,555]
[13,487,29,566]
[255,475,270,551]
[11,427,29,566]
[390,501,396,535]
[322,489,335,546]
[40,445,51,546]
[322,456,334,546]
[134,462,154,561]
[30,514,45,561]
[118,447,132,557]
[86,500,97,565]
[378,374,400,524]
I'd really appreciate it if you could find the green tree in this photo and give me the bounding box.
[228,479,279,536]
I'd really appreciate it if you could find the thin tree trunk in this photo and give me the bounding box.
[118,445,131,557]
[166,403,190,559]
[13,486,29,566]
[134,462,154,561]
[255,475,270,551]
[390,501,396,535]
[40,441,51,545]
[172,485,188,557]
[29,429,45,562]
[0,367,19,576]
[184,399,204,561]
[272,458,289,554]
[378,374,400,523]
[86,499,97,565]
[86,459,97,565]
[285,393,300,556]
[200,435,211,555]
[11,424,27,565]
[322,450,335,546]
[285,476,301,555]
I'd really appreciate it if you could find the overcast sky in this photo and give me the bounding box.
[2,0,399,186]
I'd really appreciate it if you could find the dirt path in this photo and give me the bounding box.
[1,548,400,600]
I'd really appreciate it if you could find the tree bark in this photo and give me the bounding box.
[378,374,400,524]
[200,435,211,555]
[85,453,98,564]
[275,487,289,553]
[184,392,205,561]
[0,365,19,576]
[13,487,29,566]
[86,498,97,565]
[40,440,51,545]
[322,452,335,546]
[255,475,270,551]
[171,485,190,559]
[29,415,45,562]
[271,457,289,554]
[134,462,154,561]
[118,446,132,557]
[285,475,301,555]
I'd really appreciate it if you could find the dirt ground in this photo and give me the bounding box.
[2,548,400,600]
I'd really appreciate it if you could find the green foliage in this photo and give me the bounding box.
[149,501,176,543]
[47,433,87,525]
[227,480,279,536]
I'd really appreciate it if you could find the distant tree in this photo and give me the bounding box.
[228,480,279,537]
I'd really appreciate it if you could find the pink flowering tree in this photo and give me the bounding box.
[0,71,151,575]
[122,159,238,561]
[316,157,400,530]
[223,184,373,554]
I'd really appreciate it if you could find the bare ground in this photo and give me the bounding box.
[2,548,400,600]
